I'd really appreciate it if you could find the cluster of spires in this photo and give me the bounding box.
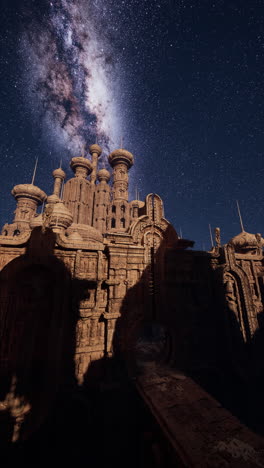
[2,142,263,253]
[1,143,143,238]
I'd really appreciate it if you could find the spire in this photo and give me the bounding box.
[52,167,66,199]
[89,144,102,184]
[236,200,245,232]
[31,157,38,185]
[209,223,214,248]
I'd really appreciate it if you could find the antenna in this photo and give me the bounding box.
[81,144,86,157]
[236,200,245,232]
[31,157,38,185]
[209,223,214,248]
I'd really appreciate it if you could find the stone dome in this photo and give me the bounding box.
[229,231,262,252]
[52,168,66,179]
[67,223,103,244]
[49,202,73,230]
[108,149,134,169]
[89,144,102,157]
[97,168,110,182]
[67,230,83,242]
[70,157,92,176]
[12,184,47,204]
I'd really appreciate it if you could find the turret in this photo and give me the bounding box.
[52,167,66,198]
[48,201,73,234]
[11,184,46,231]
[63,155,93,225]
[70,157,92,179]
[108,148,134,231]
[89,144,102,184]
[108,149,134,202]
[93,168,111,233]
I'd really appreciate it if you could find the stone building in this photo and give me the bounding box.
[1,143,264,465]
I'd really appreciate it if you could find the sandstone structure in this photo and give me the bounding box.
[1,143,264,465]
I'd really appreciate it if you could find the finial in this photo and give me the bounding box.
[59,158,62,169]
[31,157,38,185]
[215,227,221,247]
[236,200,245,232]
[120,136,123,149]
[179,227,183,239]
[209,223,214,248]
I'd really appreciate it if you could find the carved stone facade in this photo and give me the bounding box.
[1,143,264,445]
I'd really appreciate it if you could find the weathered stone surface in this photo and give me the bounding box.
[1,143,264,465]
[136,364,264,467]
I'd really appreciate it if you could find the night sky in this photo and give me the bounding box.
[1,0,264,249]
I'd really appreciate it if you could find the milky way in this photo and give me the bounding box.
[21,0,123,156]
[1,0,264,246]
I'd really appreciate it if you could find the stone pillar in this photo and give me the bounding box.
[47,201,73,234]
[93,169,110,232]
[63,157,93,224]
[108,149,134,202]
[52,168,66,198]
[89,144,102,185]
[108,149,134,231]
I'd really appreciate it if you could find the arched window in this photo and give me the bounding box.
[2,230,7,236]
[111,218,116,228]
[14,229,20,236]
[121,204,125,213]
[121,218,125,229]
[112,205,116,213]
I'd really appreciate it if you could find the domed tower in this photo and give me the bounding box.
[63,155,93,225]
[52,167,66,200]
[108,148,134,231]
[11,183,46,233]
[89,144,102,185]
[48,201,73,234]
[93,168,111,233]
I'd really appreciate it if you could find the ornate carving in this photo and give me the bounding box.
[215,227,221,247]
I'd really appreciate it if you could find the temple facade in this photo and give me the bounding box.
[1,143,264,449]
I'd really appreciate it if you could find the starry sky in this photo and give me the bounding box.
[1,0,264,249]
